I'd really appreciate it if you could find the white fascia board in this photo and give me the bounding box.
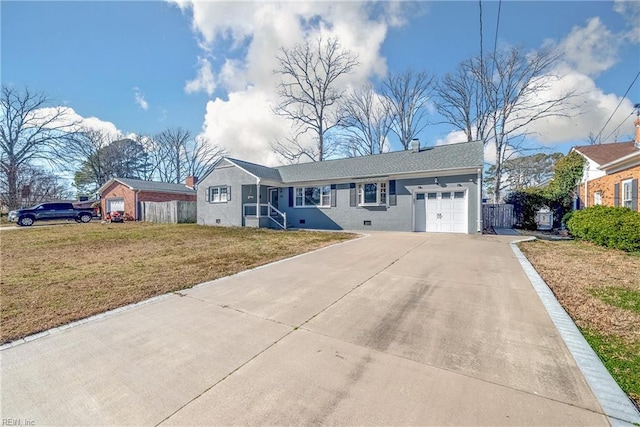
[598,151,640,174]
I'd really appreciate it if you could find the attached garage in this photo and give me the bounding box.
[414,190,467,233]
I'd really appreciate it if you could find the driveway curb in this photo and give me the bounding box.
[511,238,640,426]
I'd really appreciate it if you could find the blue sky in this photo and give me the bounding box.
[3,1,639,166]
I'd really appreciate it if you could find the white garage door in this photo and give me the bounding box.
[106,198,125,212]
[414,191,467,233]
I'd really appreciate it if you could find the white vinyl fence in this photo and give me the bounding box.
[139,201,196,224]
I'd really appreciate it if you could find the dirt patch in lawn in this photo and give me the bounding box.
[0,222,357,344]
[519,239,640,407]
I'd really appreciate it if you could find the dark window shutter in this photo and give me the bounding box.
[289,187,294,207]
[614,182,620,207]
[632,179,638,211]
[389,180,397,206]
[330,184,337,207]
[206,187,211,202]
[227,186,231,201]
[349,183,356,207]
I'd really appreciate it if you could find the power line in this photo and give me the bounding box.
[601,109,635,143]
[595,70,640,143]
[479,0,484,60]
[493,0,502,55]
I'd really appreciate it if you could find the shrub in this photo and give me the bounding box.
[566,206,640,252]
[504,189,548,230]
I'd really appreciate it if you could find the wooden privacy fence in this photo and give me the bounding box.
[483,203,515,229]
[139,201,196,224]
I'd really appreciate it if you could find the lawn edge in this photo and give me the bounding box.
[0,231,366,351]
[511,237,640,426]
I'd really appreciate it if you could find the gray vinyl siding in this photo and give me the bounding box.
[197,163,256,227]
[278,174,479,233]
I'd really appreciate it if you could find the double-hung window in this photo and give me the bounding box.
[594,192,602,206]
[294,186,331,207]
[209,186,229,203]
[357,182,387,206]
[622,179,633,209]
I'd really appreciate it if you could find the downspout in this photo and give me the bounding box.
[477,168,482,233]
[583,167,589,209]
[135,190,140,220]
[256,178,261,225]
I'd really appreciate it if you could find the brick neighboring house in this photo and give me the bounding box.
[572,117,640,212]
[97,177,197,220]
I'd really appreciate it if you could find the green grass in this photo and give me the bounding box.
[589,287,640,314]
[580,328,640,405]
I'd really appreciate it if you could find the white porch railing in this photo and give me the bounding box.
[243,203,287,230]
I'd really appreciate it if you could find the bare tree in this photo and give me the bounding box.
[383,69,435,150]
[0,86,76,210]
[183,135,225,181]
[0,162,72,208]
[60,128,112,195]
[154,127,191,183]
[272,37,359,162]
[436,47,577,202]
[152,127,223,183]
[435,58,490,143]
[338,84,392,157]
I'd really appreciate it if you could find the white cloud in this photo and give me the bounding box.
[171,0,410,163]
[200,88,289,166]
[185,57,216,96]
[546,17,618,78]
[614,0,640,43]
[33,106,122,141]
[133,87,149,110]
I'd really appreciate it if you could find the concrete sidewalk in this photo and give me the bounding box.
[1,232,611,425]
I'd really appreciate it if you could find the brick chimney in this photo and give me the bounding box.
[635,115,640,148]
[185,176,197,189]
[411,138,420,153]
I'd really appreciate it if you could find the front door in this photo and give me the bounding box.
[269,188,279,213]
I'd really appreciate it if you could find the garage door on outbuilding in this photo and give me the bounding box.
[106,198,124,212]
[414,190,467,233]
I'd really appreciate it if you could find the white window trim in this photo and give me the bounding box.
[357,182,387,206]
[294,186,331,208]
[622,179,633,208]
[594,191,602,206]
[209,186,229,203]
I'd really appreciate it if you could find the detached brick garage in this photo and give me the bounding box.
[97,177,197,220]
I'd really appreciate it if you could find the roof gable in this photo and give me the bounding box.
[225,158,282,181]
[573,142,639,165]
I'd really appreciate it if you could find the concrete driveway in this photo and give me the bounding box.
[1,232,609,425]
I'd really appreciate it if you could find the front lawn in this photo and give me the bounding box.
[0,222,356,344]
[519,239,640,408]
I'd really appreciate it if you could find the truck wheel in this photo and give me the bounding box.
[78,213,92,223]
[18,216,34,226]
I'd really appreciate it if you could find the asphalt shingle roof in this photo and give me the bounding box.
[217,140,483,184]
[276,140,483,183]
[573,142,639,165]
[114,177,196,195]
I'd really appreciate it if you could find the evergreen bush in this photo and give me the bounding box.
[566,206,640,252]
